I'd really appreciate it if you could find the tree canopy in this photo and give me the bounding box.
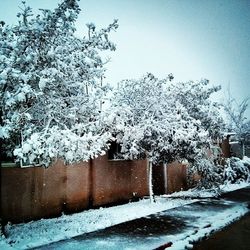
[0,0,118,166]
[109,74,221,165]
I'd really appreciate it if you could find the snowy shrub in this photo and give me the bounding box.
[188,155,223,189]
[188,156,250,190]
[223,157,250,184]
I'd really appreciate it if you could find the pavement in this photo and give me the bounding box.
[193,212,250,250]
[34,186,250,250]
[192,187,250,250]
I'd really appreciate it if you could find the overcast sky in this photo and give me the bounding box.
[1,0,249,117]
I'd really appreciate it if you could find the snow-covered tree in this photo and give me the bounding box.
[166,79,225,139]
[109,73,210,200]
[223,91,249,157]
[0,0,118,166]
[165,79,226,188]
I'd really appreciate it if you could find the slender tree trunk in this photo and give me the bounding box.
[163,162,168,194]
[86,84,88,96]
[147,159,155,203]
[100,76,103,112]
[20,130,24,167]
[0,108,6,237]
[242,141,245,158]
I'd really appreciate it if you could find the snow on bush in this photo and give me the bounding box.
[190,156,250,189]
[188,156,223,189]
[224,157,250,184]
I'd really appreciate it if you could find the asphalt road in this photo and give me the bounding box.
[193,212,250,250]
[193,186,250,250]
[34,186,250,250]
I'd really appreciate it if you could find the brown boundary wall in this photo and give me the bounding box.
[0,156,187,223]
[167,162,187,194]
[0,155,148,223]
[0,160,90,223]
[152,162,188,195]
[92,156,148,207]
[221,137,230,158]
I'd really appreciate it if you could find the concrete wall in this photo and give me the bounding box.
[0,157,187,223]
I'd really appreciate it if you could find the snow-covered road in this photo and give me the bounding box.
[37,199,248,250]
[1,182,249,250]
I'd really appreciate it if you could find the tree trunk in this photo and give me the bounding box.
[147,159,155,203]
[20,130,24,167]
[100,76,103,112]
[163,162,168,194]
[0,108,7,237]
[242,141,245,158]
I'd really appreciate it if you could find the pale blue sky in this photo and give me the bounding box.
[1,0,250,116]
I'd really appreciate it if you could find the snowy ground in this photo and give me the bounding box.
[163,181,250,199]
[0,182,249,250]
[161,200,248,250]
[1,197,197,249]
[40,183,250,250]
[36,198,249,250]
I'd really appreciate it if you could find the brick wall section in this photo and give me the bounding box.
[0,157,148,223]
